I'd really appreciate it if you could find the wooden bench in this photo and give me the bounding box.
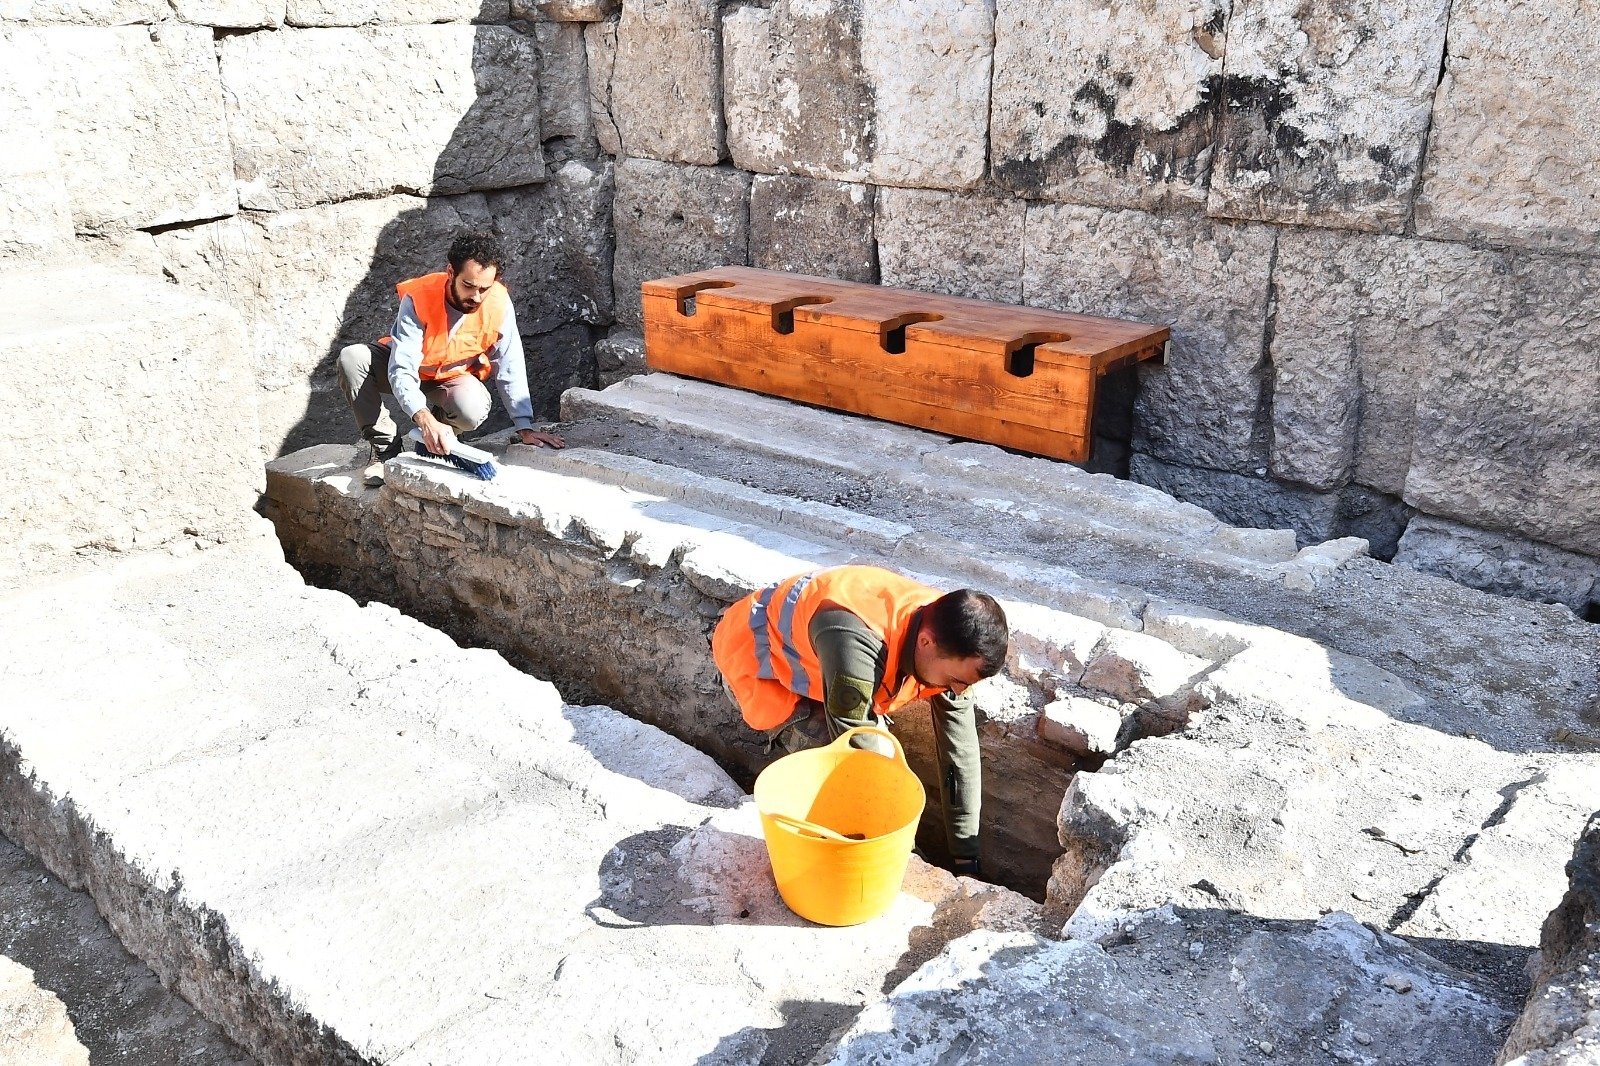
[641,266,1170,464]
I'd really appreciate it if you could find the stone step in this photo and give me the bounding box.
[555,374,1600,753]
[0,533,1043,1066]
[562,374,1322,579]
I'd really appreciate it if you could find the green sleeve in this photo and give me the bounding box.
[930,691,982,860]
[808,608,887,727]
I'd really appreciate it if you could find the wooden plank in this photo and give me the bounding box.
[641,266,1169,464]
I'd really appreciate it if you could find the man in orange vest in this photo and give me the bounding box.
[336,230,564,485]
[713,564,1008,876]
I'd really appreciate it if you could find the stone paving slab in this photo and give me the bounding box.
[0,534,1043,1065]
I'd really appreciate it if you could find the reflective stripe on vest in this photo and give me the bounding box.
[750,573,817,699]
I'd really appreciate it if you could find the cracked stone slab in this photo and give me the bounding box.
[1207,0,1450,231]
[221,27,542,211]
[22,25,236,233]
[990,0,1226,211]
[723,0,993,190]
[1415,0,1600,254]
[822,912,1514,1065]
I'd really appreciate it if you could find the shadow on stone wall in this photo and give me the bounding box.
[275,9,606,456]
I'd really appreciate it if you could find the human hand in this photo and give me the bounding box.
[415,411,456,456]
[516,427,565,449]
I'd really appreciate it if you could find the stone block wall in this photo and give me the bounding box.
[586,0,1600,615]
[0,2,616,456]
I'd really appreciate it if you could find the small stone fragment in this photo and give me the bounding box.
[1382,973,1414,994]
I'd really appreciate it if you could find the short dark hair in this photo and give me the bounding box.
[447,231,505,275]
[924,589,1009,677]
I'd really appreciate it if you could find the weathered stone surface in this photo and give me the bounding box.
[1131,454,1342,546]
[611,158,750,329]
[596,329,647,387]
[0,956,88,1066]
[0,840,252,1064]
[0,35,72,261]
[1270,228,1481,494]
[582,17,622,157]
[1080,630,1207,705]
[723,0,992,190]
[1024,206,1275,473]
[523,323,596,418]
[285,0,506,26]
[489,157,615,334]
[749,175,876,284]
[156,186,597,455]
[823,914,1512,1066]
[1497,815,1600,1065]
[1051,675,1600,970]
[0,266,263,586]
[608,0,723,165]
[1396,515,1600,613]
[1038,697,1122,758]
[26,26,235,233]
[534,19,598,157]
[1415,0,1600,254]
[990,0,1225,211]
[0,0,161,23]
[1207,0,1449,230]
[1335,486,1412,562]
[876,188,1023,303]
[171,0,281,29]
[1404,253,1600,559]
[0,538,1042,1066]
[513,0,615,18]
[222,27,542,212]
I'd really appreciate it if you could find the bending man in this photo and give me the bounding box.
[713,564,1008,876]
[337,230,562,486]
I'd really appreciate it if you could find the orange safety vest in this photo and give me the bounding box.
[712,565,944,730]
[381,271,510,383]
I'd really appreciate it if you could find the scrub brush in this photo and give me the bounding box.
[405,428,498,481]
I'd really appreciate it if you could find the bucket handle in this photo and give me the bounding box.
[767,812,858,843]
[830,726,911,769]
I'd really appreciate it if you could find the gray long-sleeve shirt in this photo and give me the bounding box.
[809,607,983,860]
[386,293,536,430]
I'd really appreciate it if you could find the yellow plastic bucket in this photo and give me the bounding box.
[753,726,926,926]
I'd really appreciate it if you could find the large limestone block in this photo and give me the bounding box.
[990,0,1225,211]
[0,267,263,582]
[1023,205,1275,473]
[611,158,751,329]
[285,0,507,26]
[534,19,598,156]
[0,0,162,23]
[1271,228,1483,493]
[876,188,1024,303]
[513,0,617,18]
[27,26,235,233]
[1207,0,1449,230]
[0,35,72,261]
[1395,514,1600,613]
[583,17,623,157]
[608,0,724,165]
[750,175,876,284]
[1404,253,1600,557]
[1415,0,1600,254]
[157,187,598,455]
[221,27,542,212]
[723,0,992,190]
[171,0,282,29]
[824,916,1511,1066]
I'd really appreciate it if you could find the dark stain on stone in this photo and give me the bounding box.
[993,74,1223,198]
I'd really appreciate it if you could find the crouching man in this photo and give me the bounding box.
[336,230,563,485]
[712,564,1008,876]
